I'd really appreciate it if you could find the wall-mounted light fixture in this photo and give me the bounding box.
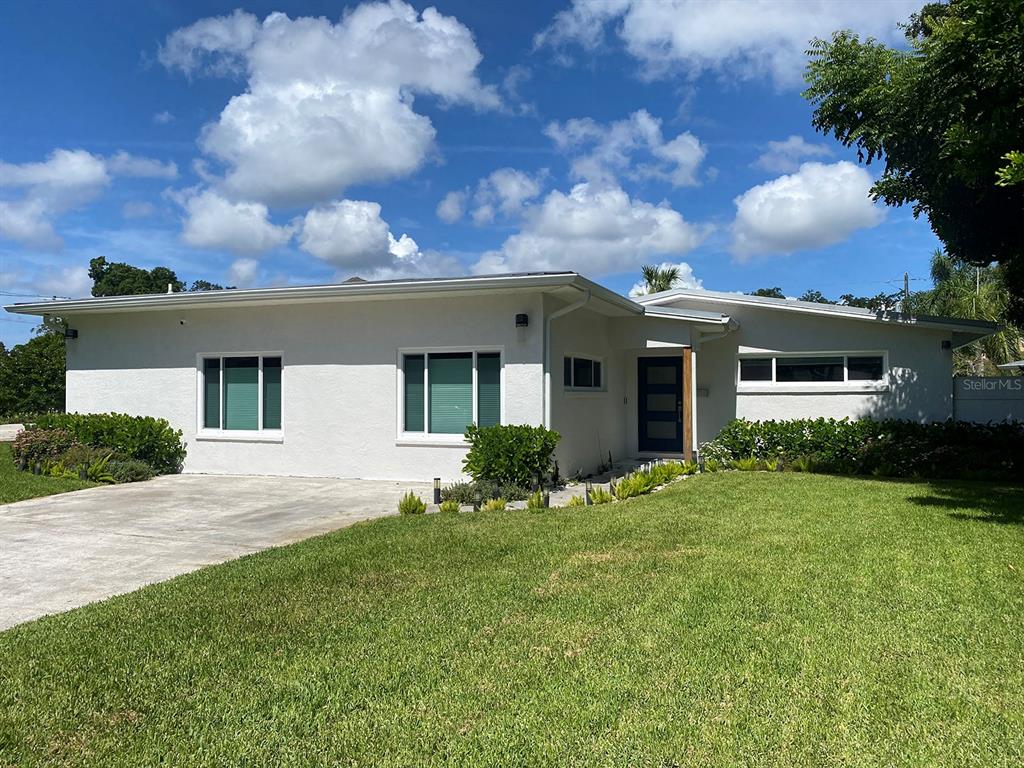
[63,328,78,339]
[515,313,529,328]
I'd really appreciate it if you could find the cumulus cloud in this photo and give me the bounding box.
[0,148,179,249]
[161,3,499,207]
[436,190,466,224]
[228,257,260,288]
[297,198,455,279]
[37,265,92,298]
[180,189,293,254]
[473,182,708,275]
[753,135,832,174]
[731,161,884,258]
[153,110,175,124]
[545,109,705,186]
[536,0,918,87]
[628,261,703,297]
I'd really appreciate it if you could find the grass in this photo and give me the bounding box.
[1,472,1023,766]
[0,442,95,504]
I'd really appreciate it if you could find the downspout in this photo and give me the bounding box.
[543,288,591,428]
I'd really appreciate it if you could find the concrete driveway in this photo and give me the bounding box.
[0,474,431,631]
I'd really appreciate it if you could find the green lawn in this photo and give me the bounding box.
[1,473,1023,766]
[0,442,95,504]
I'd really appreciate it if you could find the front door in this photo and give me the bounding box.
[638,356,683,453]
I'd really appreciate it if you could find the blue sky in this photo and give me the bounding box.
[0,0,939,345]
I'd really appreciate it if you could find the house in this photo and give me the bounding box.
[5,272,997,481]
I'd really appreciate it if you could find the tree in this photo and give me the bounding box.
[89,257,184,297]
[804,0,1024,323]
[639,264,681,294]
[748,287,786,299]
[837,292,903,313]
[798,290,831,304]
[0,331,65,416]
[189,280,232,292]
[905,250,1023,375]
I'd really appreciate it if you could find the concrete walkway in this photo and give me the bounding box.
[0,474,431,631]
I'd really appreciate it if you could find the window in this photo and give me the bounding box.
[563,355,603,390]
[201,354,282,432]
[402,350,501,436]
[738,353,885,385]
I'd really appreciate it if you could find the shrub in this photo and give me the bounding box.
[731,457,763,471]
[85,453,115,484]
[438,499,461,514]
[565,495,585,507]
[526,491,546,510]
[27,413,186,474]
[440,481,475,505]
[398,492,427,515]
[481,497,507,512]
[588,486,614,505]
[614,472,657,500]
[702,458,722,473]
[681,460,699,476]
[440,479,529,504]
[463,424,560,489]
[109,459,156,483]
[11,428,78,468]
[703,418,1024,481]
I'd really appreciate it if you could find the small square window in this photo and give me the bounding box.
[739,358,772,382]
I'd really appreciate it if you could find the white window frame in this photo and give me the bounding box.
[736,350,889,393]
[396,346,505,446]
[563,354,607,393]
[195,351,284,443]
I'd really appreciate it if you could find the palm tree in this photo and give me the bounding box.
[906,250,1023,375]
[640,264,680,295]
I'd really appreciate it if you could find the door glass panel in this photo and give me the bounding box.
[647,420,676,439]
[646,365,677,385]
[646,393,676,412]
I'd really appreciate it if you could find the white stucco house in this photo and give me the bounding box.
[5,272,997,481]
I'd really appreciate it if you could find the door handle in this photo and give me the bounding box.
[676,401,683,421]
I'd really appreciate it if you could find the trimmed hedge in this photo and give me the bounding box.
[25,413,185,475]
[701,418,1024,481]
[463,424,560,489]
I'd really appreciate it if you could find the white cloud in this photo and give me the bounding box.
[37,266,92,298]
[153,111,175,124]
[436,190,466,224]
[754,135,833,174]
[731,161,884,258]
[162,3,498,206]
[121,201,156,219]
[228,257,259,288]
[537,0,918,87]
[545,109,705,186]
[628,261,703,297]
[180,189,293,254]
[105,151,178,179]
[473,182,708,275]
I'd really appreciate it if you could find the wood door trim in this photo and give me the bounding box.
[682,348,693,462]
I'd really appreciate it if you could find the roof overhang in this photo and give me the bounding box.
[4,272,643,319]
[638,287,998,347]
[642,304,738,329]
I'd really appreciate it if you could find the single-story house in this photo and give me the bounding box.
[5,272,997,481]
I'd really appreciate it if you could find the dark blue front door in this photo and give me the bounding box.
[638,357,683,453]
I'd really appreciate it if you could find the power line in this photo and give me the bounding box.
[0,290,72,299]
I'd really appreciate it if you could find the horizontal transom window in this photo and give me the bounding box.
[739,354,885,385]
[402,350,501,435]
[202,354,281,431]
[564,355,603,390]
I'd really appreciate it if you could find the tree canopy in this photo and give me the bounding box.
[0,331,65,417]
[88,257,233,297]
[804,0,1024,323]
[639,264,681,294]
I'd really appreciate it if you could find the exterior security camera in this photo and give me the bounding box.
[179,319,188,326]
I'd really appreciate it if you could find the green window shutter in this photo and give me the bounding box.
[203,358,220,428]
[223,357,258,430]
[477,353,501,428]
[404,354,425,432]
[428,353,472,434]
[263,357,282,429]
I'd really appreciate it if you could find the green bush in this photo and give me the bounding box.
[463,424,560,489]
[438,499,461,514]
[526,491,546,510]
[27,413,186,474]
[109,459,156,483]
[564,495,585,507]
[481,497,507,512]
[613,472,658,500]
[702,418,1024,481]
[440,479,529,504]
[731,456,762,471]
[588,486,614,505]
[398,492,427,515]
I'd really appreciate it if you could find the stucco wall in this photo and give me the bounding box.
[661,299,957,445]
[65,293,544,481]
[954,376,1024,423]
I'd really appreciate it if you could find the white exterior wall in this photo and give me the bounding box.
[65,294,544,481]
[661,299,957,445]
